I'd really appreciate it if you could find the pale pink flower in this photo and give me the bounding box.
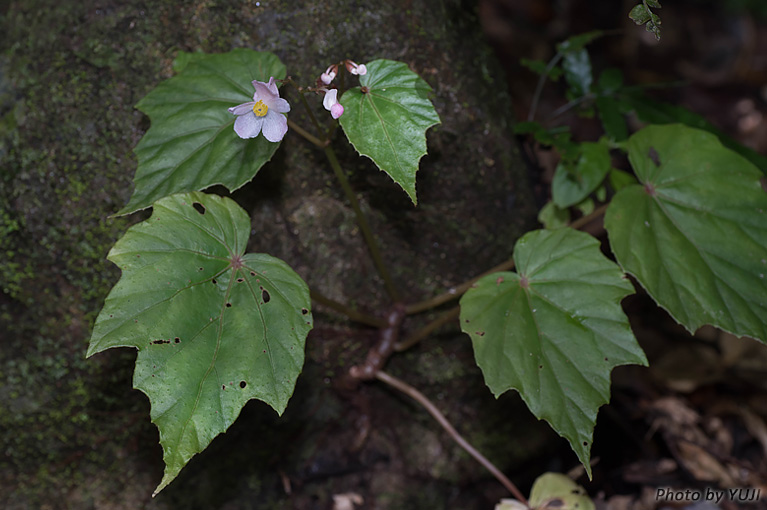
[320,64,338,85]
[228,77,290,142]
[323,89,344,119]
[345,60,367,76]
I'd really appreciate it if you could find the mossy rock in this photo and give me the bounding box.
[0,0,545,508]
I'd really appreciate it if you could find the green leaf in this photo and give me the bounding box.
[575,197,595,216]
[629,2,662,40]
[119,50,287,214]
[608,169,637,192]
[595,184,607,202]
[521,58,563,81]
[605,124,767,341]
[529,473,595,510]
[339,59,440,205]
[538,201,570,230]
[557,31,604,54]
[597,68,624,94]
[88,192,313,495]
[629,4,652,25]
[552,142,612,208]
[618,93,767,173]
[172,50,206,73]
[561,48,592,97]
[596,96,628,142]
[460,228,647,475]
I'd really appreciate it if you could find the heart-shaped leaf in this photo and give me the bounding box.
[88,192,312,495]
[460,228,647,475]
[119,50,287,214]
[552,141,611,208]
[605,124,767,342]
[339,59,440,205]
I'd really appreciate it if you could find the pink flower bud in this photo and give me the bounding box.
[320,65,337,85]
[323,88,344,119]
[330,103,344,119]
[345,60,367,76]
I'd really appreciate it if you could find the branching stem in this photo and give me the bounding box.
[375,370,527,504]
[403,203,610,334]
[298,89,325,137]
[395,306,460,352]
[310,290,387,328]
[324,146,400,302]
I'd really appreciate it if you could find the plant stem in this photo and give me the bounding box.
[528,52,563,122]
[310,290,387,328]
[375,370,528,505]
[298,90,325,137]
[405,258,516,315]
[287,119,325,148]
[395,306,460,352]
[569,202,608,230]
[324,146,400,302]
[405,202,610,316]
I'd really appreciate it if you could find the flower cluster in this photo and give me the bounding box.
[227,59,368,140]
[228,77,289,142]
[317,60,367,120]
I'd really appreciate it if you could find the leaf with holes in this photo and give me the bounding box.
[119,50,286,214]
[460,228,647,476]
[339,59,440,204]
[605,124,767,342]
[87,191,312,495]
[528,473,595,510]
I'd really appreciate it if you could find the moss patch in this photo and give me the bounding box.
[0,0,542,507]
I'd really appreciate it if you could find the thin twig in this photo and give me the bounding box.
[568,202,608,231]
[528,53,563,122]
[287,119,325,148]
[395,306,460,352]
[310,290,387,328]
[324,146,400,302]
[375,370,528,505]
[405,203,610,316]
[298,89,325,136]
[405,258,515,315]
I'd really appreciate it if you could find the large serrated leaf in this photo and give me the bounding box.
[119,50,287,214]
[460,228,647,475]
[605,124,767,342]
[339,59,440,205]
[88,192,313,495]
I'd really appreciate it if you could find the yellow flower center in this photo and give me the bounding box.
[252,100,268,117]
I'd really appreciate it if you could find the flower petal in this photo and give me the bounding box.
[229,102,256,116]
[261,112,288,142]
[330,103,344,119]
[265,77,279,96]
[234,113,263,139]
[252,79,277,102]
[323,89,338,111]
[269,97,291,114]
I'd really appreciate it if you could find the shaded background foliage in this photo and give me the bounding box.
[2,0,767,508]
